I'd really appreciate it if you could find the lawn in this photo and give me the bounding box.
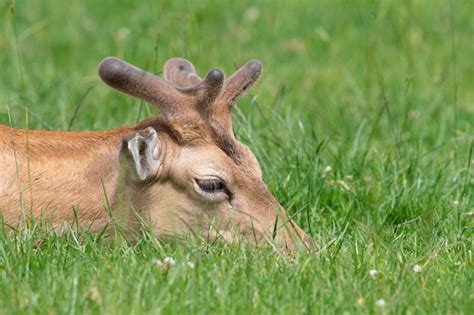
[0,0,473,313]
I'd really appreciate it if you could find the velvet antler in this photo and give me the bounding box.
[98,57,262,129]
[98,57,223,120]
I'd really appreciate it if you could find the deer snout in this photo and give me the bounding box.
[279,219,316,253]
[254,193,315,253]
[286,223,317,252]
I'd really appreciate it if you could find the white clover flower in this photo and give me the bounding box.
[163,257,176,266]
[117,27,130,42]
[314,27,330,42]
[413,264,422,273]
[337,180,351,191]
[323,165,332,173]
[244,7,260,22]
[89,286,101,303]
[369,269,378,279]
[187,261,195,269]
[153,257,176,272]
[375,299,386,307]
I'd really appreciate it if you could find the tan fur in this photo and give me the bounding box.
[0,125,128,230]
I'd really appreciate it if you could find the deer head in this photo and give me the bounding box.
[98,57,313,252]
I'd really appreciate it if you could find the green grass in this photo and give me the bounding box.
[1,0,473,313]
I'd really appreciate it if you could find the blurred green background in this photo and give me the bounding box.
[0,0,472,313]
[2,0,472,135]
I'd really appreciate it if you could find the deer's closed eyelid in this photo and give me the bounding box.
[195,178,227,193]
[192,177,230,203]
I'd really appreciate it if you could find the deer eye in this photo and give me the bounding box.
[195,178,227,194]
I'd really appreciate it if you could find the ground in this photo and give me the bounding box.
[0,0,472,314]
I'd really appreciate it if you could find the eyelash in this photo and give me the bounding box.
[196,178,228,194]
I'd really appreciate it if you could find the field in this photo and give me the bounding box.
[0,0,473,313]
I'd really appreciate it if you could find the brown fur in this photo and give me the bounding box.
[0,124,125,230]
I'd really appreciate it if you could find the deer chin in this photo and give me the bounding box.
[203,228,316,254]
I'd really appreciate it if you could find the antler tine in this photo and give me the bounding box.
[217,60,262,107]
[212,60,263,131]
[183,68,224,116]
[98,57,187,119]
[164,58,202,88]
[164,57,225,117]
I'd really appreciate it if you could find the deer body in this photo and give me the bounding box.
[0,57,313,251]
[0,125,127,230]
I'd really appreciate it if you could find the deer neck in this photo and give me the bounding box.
[0,124,136,231]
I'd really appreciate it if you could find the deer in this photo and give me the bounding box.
[0,57,313,252]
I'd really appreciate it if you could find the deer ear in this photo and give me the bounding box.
[121,127,160,182]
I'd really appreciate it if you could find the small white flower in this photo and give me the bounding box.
[375,299,386,307]
[337,180,351,191]
[163,257,176,266]
[369,269,378,279]
[117,27,130,42]
[187,261,195,269]
[153,257,176,272]
[323,165,332,173]
[413,264,422,273]
[314,27,330,42]
[453,200,459,206]
[244,7,260,22]
[89,286,101,303]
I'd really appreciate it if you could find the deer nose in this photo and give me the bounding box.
[284,220,317,252]
[303,233,317,250]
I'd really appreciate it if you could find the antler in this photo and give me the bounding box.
[213,60,262,133]
[98,57,224,120]
[98,57,262,131]
[162,58,262,133]
[163,58,201,88]
[98,57,187,119]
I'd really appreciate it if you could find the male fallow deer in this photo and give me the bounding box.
[0,57,313,252]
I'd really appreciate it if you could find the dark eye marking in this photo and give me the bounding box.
[196,178,227,194]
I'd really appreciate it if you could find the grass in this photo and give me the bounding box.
[0,0,473,313]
